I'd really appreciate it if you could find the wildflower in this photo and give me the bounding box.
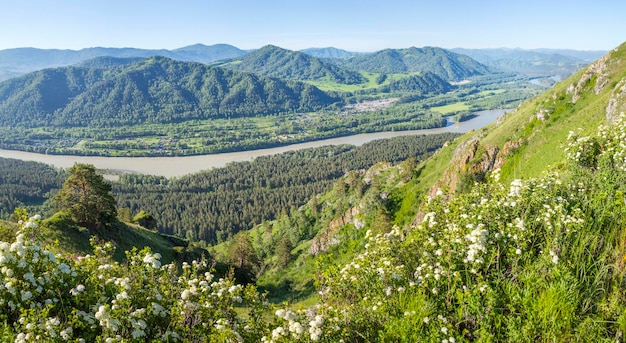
[143,252,161,269]
[549,251,559,264]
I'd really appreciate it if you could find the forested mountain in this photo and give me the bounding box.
[451,47,592,77]
[336,46,491,81]
[0,56,339,127]
[530,48,606,62]
[380,71,452,94]
[0,44,247,81]
[73,56,145,68]
[300,47,356,59]
[223,45,366,84]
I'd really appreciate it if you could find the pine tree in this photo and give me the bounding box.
[53,163,117,231]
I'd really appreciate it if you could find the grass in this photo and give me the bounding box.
[430,102,470,114]
[306,71,423,92]
[41,212,187,264]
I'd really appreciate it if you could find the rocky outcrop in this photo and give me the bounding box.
[567,51,612,103]
[309,206,361,256]
[606,77,626,122]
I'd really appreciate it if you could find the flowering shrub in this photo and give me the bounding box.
[0,215,270,342]
[308,114,626,341]
[3,114,626,341]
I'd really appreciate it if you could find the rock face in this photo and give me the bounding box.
[567,51,612,103]
[606,77,626,122]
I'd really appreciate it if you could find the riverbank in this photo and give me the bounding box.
[0,109,508,178]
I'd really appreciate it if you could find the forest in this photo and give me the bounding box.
[0,133,460,243]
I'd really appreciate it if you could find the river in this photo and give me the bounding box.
[0,109,507,178]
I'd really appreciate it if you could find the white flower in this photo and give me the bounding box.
[549,250,559,265]
[143,252,161,268]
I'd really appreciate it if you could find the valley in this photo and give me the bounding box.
[0,37,624,342]
[0,109,506,177]
[0,45,545,157]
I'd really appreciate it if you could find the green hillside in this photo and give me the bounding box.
[337,46,491,81]
[223,45,366,84]
[0,56,338,127]
[210,42,626,339]
[1,43,626,341]
[452,43,626,185]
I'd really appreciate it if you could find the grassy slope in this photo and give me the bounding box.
[30,212,192,264]
[483,44,626,181]
[213,44,626,307]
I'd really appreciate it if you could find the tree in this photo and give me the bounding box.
[53,163,117,230]
[133,210,157,230]
[230,233,259,283]
[275,236,293,268]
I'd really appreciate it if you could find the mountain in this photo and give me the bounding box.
[73,56,146,68]
[172,43,247,63]
[337,46,491,81]
[300,47,356,59]
[0,56,338,127]
[223,45,366,84]
[0,44,247,81]
[530,48,606,62]
[380,71,452,94]
[452,47,595,77]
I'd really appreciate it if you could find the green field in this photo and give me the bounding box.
[430,102,470,114]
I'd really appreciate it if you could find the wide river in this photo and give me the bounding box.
[0,109,507,178]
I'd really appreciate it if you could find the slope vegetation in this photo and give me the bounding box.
[224,45,366,84]
[0,44,247,81]
[0,56,338,127]
[337,46,491,81]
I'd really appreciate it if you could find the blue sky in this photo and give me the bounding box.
[1,0,623,51]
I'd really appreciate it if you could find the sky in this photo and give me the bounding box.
[1,0,623,52]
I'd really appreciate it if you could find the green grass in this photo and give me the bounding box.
[476,89,506,96]
[41,212,187,264]
[430,102,470,114]
[305,71,423,92]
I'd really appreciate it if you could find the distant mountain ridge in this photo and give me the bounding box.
[0,56,338,127]
[300,47,356,59]
[451,47,605,77]
[0,43,603,83]
[222,45,366,84]
[0,44,247,81]
[335,46,491,81]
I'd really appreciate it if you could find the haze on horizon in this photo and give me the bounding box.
[1,0,622,52]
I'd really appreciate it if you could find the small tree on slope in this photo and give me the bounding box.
[53,163,117,231]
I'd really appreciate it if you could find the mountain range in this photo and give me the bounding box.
[0,44,247,81]
[451,47,604,77]
[0,40,623,341]
[0,43,605,82]
[334,46,492,81]
[0,56,337,127]
[219,45,366,84]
